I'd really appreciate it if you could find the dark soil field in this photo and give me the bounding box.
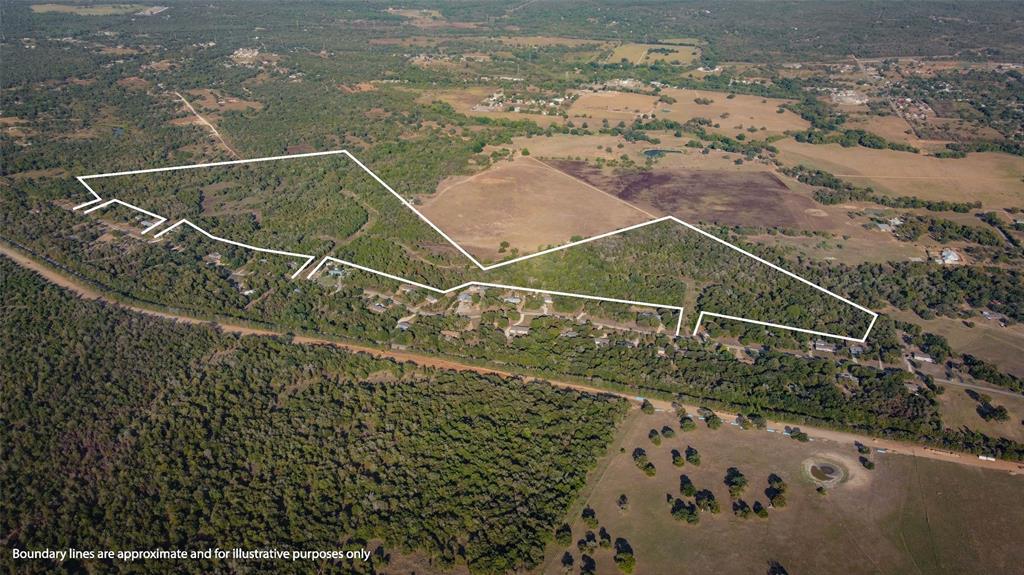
[546,160,835,231]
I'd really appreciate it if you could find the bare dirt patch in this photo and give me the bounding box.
[418,157,650,261]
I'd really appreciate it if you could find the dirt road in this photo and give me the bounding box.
[3,242,1021,475]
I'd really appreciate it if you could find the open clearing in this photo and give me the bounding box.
[775,141,1024,210]
[415,86,564,127]
[419,157,650,261]
[547,159,839,231]
[544,408,1024,575]
[659,88,808,136]
[568,91,662,124]
[30,3,143,15]
[606,43,700,65]
[887,309,1024,378]
[936,388,1024,444]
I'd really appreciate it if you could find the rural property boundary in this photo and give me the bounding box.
[73,149,878,341]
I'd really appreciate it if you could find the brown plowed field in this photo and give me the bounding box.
[547,160,837,230]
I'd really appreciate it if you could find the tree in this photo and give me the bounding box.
[613,538,636,573]
[617,493,629,511]
[696,489,719,513]
[649,429,662,445]
[679,416,697,432]
[671,498,700,524]
[753,501,769,518]
[685,446,701,466]
[582,506,599,529]
[555,523,573,546]
[640,399,655,414]
[671,449,685,467]
[680,474,696,497]
[725,467,748,498]
[706,413,723,429]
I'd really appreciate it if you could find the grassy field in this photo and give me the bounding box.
[775,141,1024,210]
[543,408,1024,575]
[420,157,650,260]
[30,3,144,15]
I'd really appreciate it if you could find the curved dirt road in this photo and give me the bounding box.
[2,242,1021,476]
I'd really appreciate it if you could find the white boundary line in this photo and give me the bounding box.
[153,219,316,280]
[73,149,878,341]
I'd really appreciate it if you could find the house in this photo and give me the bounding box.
[327,267,348,278]
[503,296,522,304]
[457,292,473,303]
[850,345,864,356]
[875,223,893,233]
[813,340,836,353]
[594,336,610,347]
[939,248,961,265]
[508,325,530,337]
[912,352,935,363]
[396,321,412,331]
[424,295,438,304]
[559,330,578,338]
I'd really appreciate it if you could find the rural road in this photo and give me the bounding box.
[2,242,1022,476]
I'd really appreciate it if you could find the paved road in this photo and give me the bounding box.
[3,242,1022,476]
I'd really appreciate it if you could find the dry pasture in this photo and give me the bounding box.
[542,408,1024,575]
[658,88,808,136]
[30,3,143,15]
[775,140,1024,210]
[936,388,1024,444]
[418,157,651,261]
[606,43,700,65]
[887,309,1024,378]
[568,91,661,124]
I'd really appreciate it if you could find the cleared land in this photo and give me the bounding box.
[415,86,564,127]
[544,408,1024,575]
[936,388,1024,444]
[659,88,808,136]
[888,309,1024,378]
[775,141,1024,210]
[568,91,662,124]
[419,157,651,261]
[606,43,700,65]
[30,3,143,15]
[547,159,838,231]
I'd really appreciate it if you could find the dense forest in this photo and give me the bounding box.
[0,257,627,574]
